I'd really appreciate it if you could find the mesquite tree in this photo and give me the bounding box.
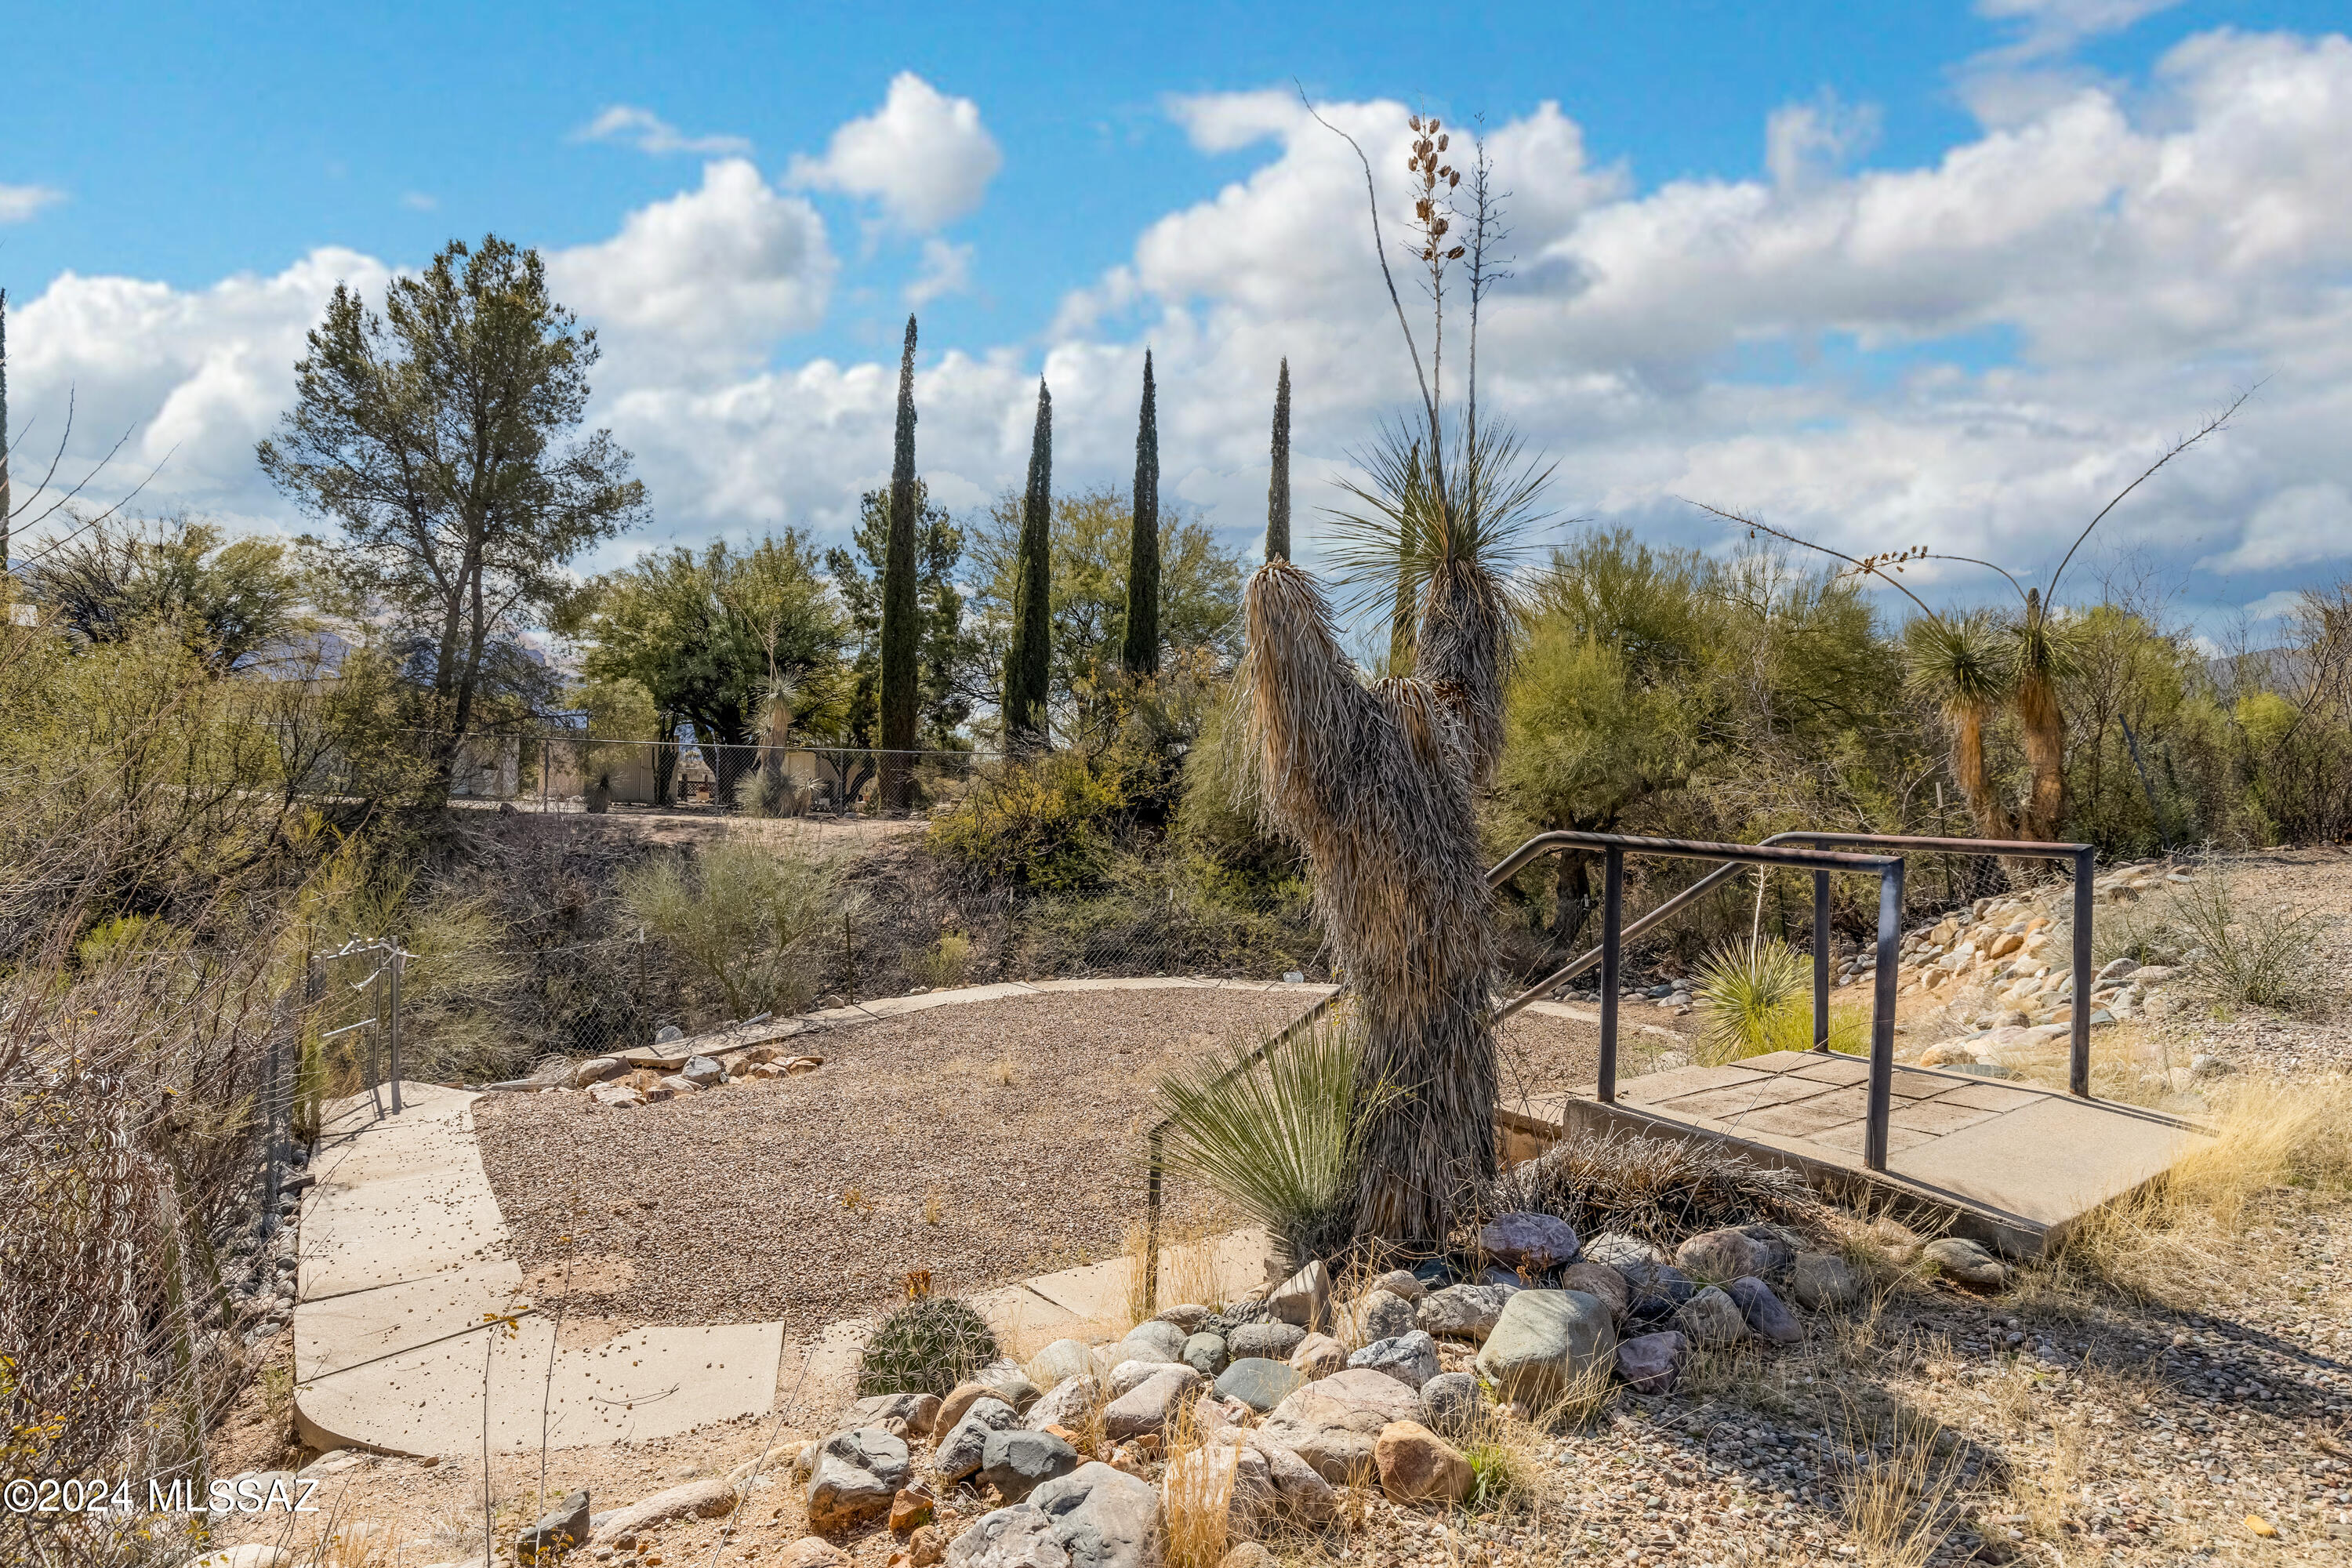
[1123,350,1161,676]
[880,314,921,808]
[1267,358,1291,563]
[1001,379,1054,749]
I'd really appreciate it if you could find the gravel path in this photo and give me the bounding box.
[474,986,1606,1332]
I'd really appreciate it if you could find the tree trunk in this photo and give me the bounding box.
[2014,673,2067,840]
[1947,702,2017,840]
[1243,559,1497,1246]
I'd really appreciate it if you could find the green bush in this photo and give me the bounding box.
[855,1295,1000,1397]
[620,834,842,1022]
[926,752,1123,894]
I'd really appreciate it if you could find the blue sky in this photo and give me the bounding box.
[7,0,2351,636]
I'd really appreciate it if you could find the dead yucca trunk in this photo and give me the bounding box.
[1240,558,1500,1242]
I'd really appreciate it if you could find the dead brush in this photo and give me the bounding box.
[1481,1127,1819,1247]
[1159,1398,1238,1568]
[1832,1394,1965,1568]
[2061,1070,2352,1303]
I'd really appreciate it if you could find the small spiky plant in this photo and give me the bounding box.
[854,1294,1000,1397]
[1690,935,1809,1065]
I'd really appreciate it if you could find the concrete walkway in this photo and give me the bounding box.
[294,977,1298,1457]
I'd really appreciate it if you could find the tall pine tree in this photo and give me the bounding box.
[1001,378,1054,750]
[879,314,921,808]
[1122,350,1160,676]
[1266,358,1290,563]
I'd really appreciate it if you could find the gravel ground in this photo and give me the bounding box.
[474,986,1606,1331]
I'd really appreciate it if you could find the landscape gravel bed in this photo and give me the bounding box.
[475,986,1604,1330]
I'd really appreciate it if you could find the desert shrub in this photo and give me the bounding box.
[1483,1128,1815,1247]
[914,933,973,989]
[2164,866,2322,1013]
[1006,850,1323,981]
[854,1295,1000,1397]
[621,834,842,1023]
[926,752,1123,894]
[1154,1014,1400,1269]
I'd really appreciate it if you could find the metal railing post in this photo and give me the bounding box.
[1866,861,1904,1172]
[387,944,405,1114]
[1598,845,1624,1105]
[2071,845,2096,1098]
[1812,869,1831,1050]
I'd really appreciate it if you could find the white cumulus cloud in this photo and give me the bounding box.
[789,73,1000,230]
[575,104,753,158]
[1,183,67,223]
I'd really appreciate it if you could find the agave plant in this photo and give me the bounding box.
[1690,936,1811,1066]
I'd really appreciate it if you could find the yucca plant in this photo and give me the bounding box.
[1690,936,1810,1065]
[1154,1015,1402,1269]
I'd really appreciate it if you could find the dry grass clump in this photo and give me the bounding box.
[1832,1396,1965,1568]
[2166,865,2326,1014]
[2063,1071,2352,1301]
[1121,1214,1231,1328]
[1160,1398,1239,1568]
[1481,1127,1817,1246]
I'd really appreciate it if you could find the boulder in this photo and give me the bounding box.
[1559,1261,1629,1323]
[1345,1330,1441,1391]
[808,1428,912,1534]
[1474,1290,1615,1406]
[680,1054,725,1087]
[973,1360,1044,1410]
[589,1082,647,1109]
[1418,1371,1479,1438]
[1725,1276,1802,1345]
[1674,1228,1762,1282]
[1102,1365,1203,1440]
[852,1391,945,1437]
[1027,1339,1098,1390]
[1024,1375,1105,1432]
[1224,1428,1336,1525]
[1214,1358,1305,1414]
[1737,1225,1797,1276]
[1374,1420,1472,1505]
[517,1491,590,1564]
[657,1073,700,1096]
[1615,1331,1687,1395]
[1367,1269,1427,1301]
[1791,1253,1862,1311]
[776,1539,851,1568]
[1226,1322,1305,1363]
[938,1397,1023,1483]
[589,1476,738,1544]
[982,1428,1080,1502]
[1673,1287,1748,1348]
[1117,1319,1189,1367]
[1923,1236,2009,1288]
[1259,1367,1425,1484]
[571,1057,626,1088]
[1414,1283,1515,1344]
[1357,1288,1419,1343]
[1618,1261,1698,1326]
[1163,1439,1272,1541]
[1029,1462,1163,1568]
[1582,1232,1666,1272]
[1154,1303,1214,1332]
[1478,1212,1581,1272]
[1476,1265,1527,1290]
[1181,1333,1229,1377]
[1107,1359,1186,1398]
[940,1381,1011,1432]
[1266,1259,1331,1330]
[891,1486,937,1534]
[1287,1332,1346,1379]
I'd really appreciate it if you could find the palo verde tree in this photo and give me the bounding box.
[1246,103,1546,1242]
[1266,357,1291,562]
[259,236,646,784]
[1698,392,2246,843]
[1123,350,1161,677]
[879,314,922,808]
[1001,378,1054,750]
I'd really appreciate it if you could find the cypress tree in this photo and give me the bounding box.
[878,314,921,808]
[1266,357,1290,563]
[1,289,11,575]
[1122,350,1160,676]
[1002,378,1054,750]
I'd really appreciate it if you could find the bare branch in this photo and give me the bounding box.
[1682,498,1942,619]
[2049,387,2256,599]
